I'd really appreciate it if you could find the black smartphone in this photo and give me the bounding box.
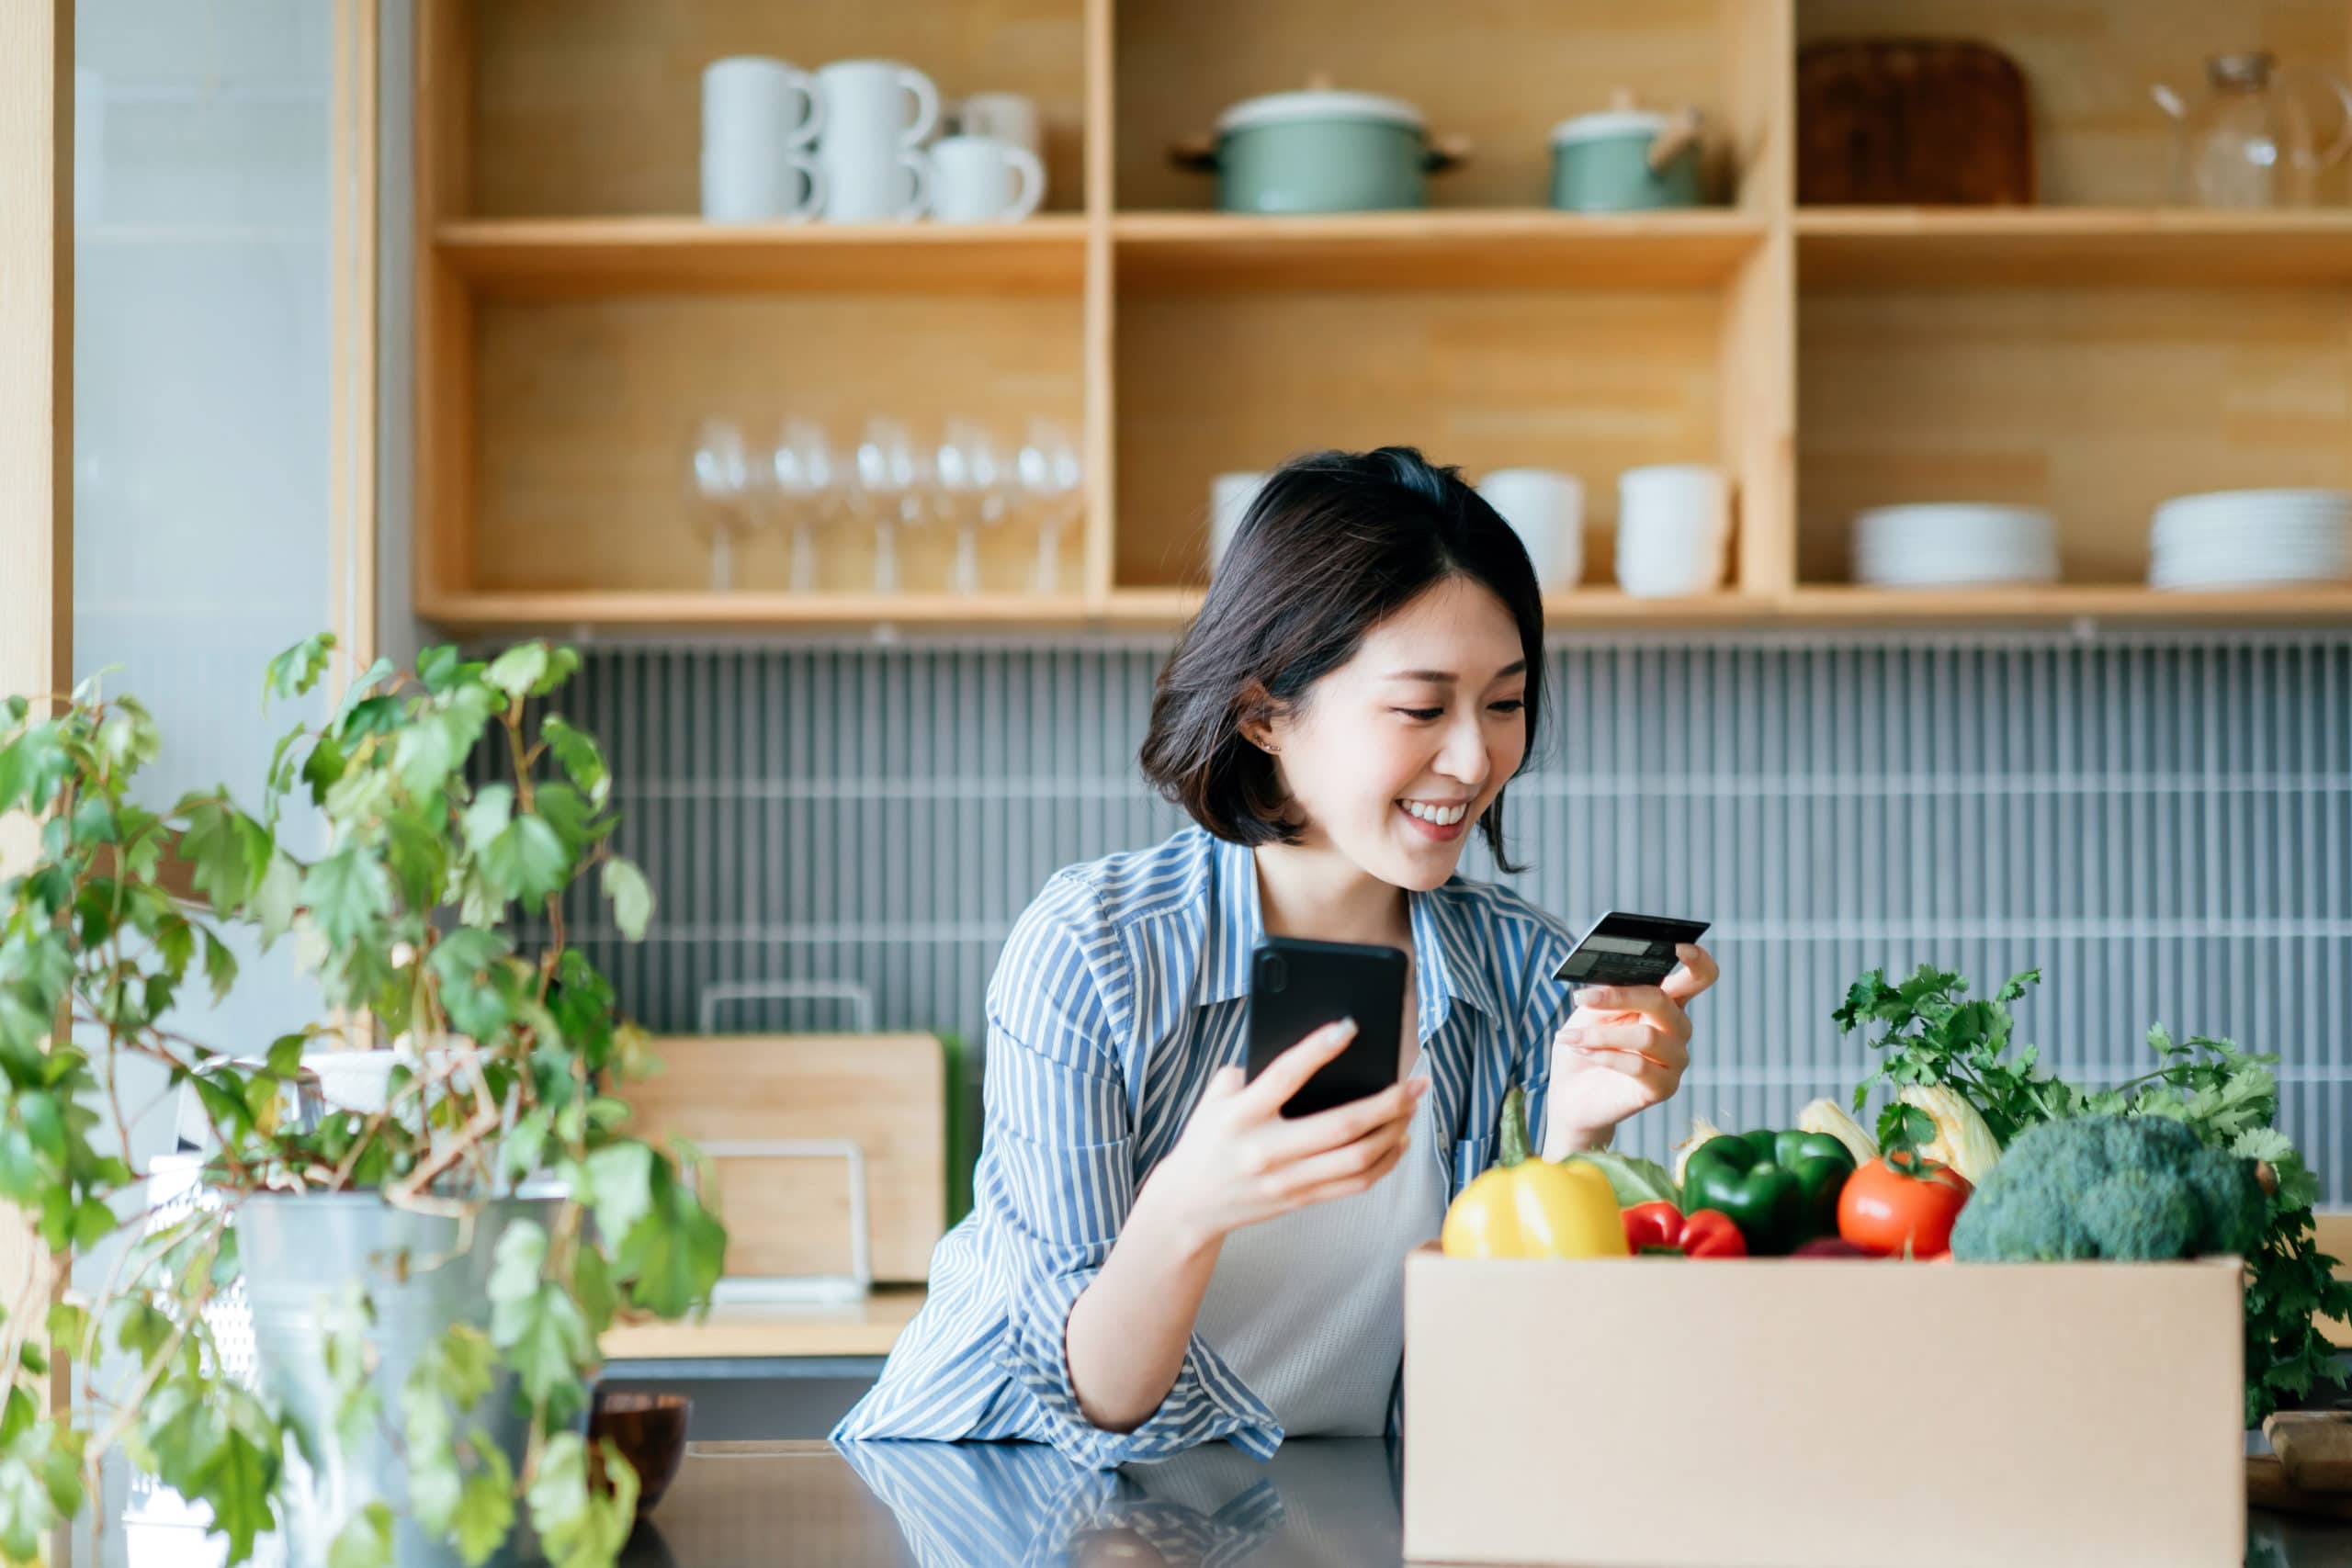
[1552,910,1712,988]
[1243,937,1407,1119]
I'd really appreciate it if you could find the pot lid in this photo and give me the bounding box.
[1216,87,1426,135]
[1551,107,1674,144]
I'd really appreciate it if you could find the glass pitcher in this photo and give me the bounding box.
[2152,51,2352,207]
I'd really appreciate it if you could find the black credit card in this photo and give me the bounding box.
[1552,910,1711,988]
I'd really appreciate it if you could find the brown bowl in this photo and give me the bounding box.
[588,1389,691,1517]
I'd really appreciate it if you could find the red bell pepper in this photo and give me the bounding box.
[1620,1201,1750,1259]
[1622,1201,1684,1253]
[1678,1207,1747,1258]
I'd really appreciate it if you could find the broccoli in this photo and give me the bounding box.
[1949,1114,2267,1263]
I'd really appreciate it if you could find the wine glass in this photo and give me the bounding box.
[771,417,842,593]
[1015,418,1082,595]
[936,418,1010,595]
[686,418,758,592]
[852,416,929,595]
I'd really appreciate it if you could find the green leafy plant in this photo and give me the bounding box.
[0,635,726,1565]
[1838,963,2352,1425]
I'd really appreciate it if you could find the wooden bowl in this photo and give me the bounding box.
[588,1389,690,1517]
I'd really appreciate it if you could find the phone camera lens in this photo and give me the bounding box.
[1260,953,1287,991]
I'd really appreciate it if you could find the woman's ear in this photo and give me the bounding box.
[1236,681,1281,754]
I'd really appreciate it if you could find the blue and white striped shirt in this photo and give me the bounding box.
[831,825,1582,1468]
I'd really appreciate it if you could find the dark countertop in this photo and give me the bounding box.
[71,1437,2352,1565]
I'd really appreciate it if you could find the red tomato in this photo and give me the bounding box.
[1837,1153,1972,1258]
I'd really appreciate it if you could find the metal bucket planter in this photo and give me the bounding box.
[238,1192,559,1568]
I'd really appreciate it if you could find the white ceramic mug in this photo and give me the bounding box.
[702,147,826,221]
[1208,471,1267,572]
[817,59,940,154]
[929,134,1045,222]
[820,143,929,221]
[1615,462,1730,597]
[701,56,826,220]
[956,91,1043,157]
[1476,468,1585,591]
[703,56,823,148]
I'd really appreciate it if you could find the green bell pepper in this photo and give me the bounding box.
[1681,1130,1856,1256]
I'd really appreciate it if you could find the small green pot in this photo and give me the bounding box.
[1550,108,1706,212]
[1178,89,1465,214]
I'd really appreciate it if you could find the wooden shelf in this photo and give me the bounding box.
[1114,210,1769,291]
[600,1288,925,1362]
[420,590,1100,630]
[1783,584,2352,624]
[1798,209,2352,288]
[435,217,1090,296]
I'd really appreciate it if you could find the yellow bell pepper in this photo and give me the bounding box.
[1440,1156,1629,1259]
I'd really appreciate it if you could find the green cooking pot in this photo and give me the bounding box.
[1173,88,1470,214]
[1550,104,1708,212]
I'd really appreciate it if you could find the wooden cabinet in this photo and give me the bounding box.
[414,0,2352,630]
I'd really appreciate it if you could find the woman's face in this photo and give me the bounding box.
[1253,576,1531,892]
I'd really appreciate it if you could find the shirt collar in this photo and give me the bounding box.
[1200,834,1498,1029]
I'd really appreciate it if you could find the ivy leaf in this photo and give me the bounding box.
[453,1441,517,1565]
[413,1323,499,1417]
[0,1445,58,1563]
[571,1246,619,1337]
[530,784,608,858]
[617,1161,729,1319]
[69,792,116,845]
[200,928,238,1006]
[538,716,608,809]
[416,645,468,696]
[483,645,548,701]
[487,1222,591,1416]
[301,732,349,804]
[177,799,272,915]
[97,695,161,770]
[526,1432,636,1568]
[301,847,393,951]
[0,722,71,815]
[266,1032,310,1080]
[583,1144,654,1245]
[391,710,469,799]
[331,658,398,730]
[206,1428,278,1561]
[264,632,336,706]
[494,1281,592,1418]
[602,858,653,942]
[327,1502,393,1568]
[483,816,569,910]
[253,852,302,948]
[427,929,516,1041]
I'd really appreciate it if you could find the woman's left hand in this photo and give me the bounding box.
[1545,942,1719,1153]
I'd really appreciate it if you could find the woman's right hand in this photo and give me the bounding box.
[1138,1020,1429,1250]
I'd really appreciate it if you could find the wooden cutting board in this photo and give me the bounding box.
[620,1033,947,1284]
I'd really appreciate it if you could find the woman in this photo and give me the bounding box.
[834,447,1718,1468]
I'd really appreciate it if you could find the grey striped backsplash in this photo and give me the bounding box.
[501,634,2352,1191]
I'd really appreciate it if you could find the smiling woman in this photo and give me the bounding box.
[831,446,1719,1468]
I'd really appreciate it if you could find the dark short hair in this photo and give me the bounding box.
[1139,446,1545,872]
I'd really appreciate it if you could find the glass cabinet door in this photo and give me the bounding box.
[74,0,373,1169]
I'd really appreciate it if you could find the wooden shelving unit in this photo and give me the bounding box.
[413,0,2352,632]
[1113,210,1769,291]
[437,216,1091,296]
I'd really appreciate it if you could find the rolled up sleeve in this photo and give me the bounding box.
[982,874,1280,1468]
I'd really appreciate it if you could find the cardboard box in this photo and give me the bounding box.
[1402,1249,2245,1568]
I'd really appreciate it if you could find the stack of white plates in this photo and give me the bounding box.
[1851,504,2060,588]
[2149,489,2352,590]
